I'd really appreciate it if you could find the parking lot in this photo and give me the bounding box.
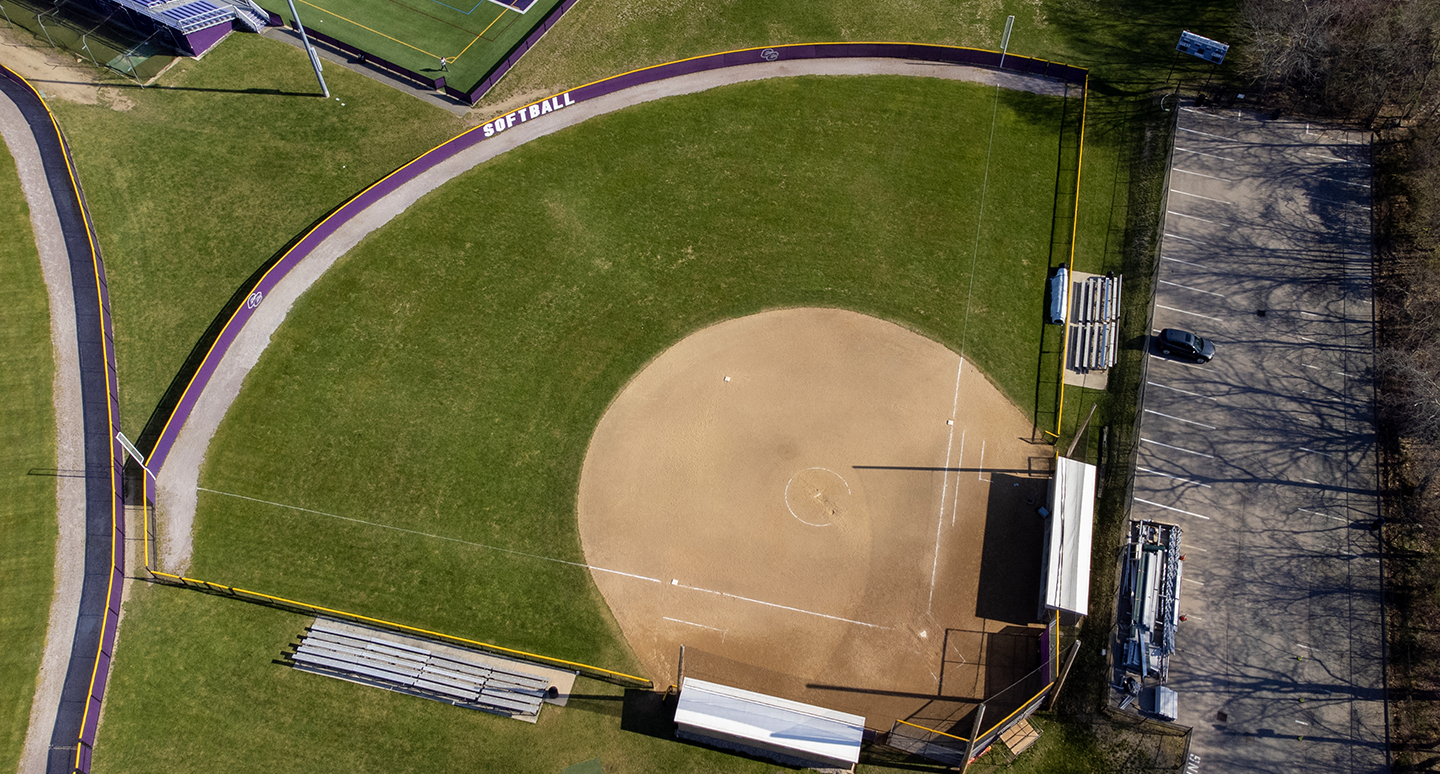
[1135,102,1386,772]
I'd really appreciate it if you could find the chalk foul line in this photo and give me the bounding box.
[671,580,888,630]
[195,487,661,583]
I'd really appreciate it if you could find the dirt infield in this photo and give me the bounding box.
[577,308,1052,727]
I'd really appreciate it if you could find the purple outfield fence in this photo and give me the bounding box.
[454,35,1086,106]
[0,64,126,774]
[147,42,1087,487]
[294,22,445,91]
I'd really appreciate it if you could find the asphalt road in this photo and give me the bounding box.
[1134,102,1386,772]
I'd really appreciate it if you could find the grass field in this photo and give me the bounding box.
[96,585,1143,773]
[91,75,1079,770]
[0,139,57,774]
[188,74,1072,659]
[263,0,562,93]
[50,34,461,436]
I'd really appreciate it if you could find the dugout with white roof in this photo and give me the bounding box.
[674,677,866,771]
[1041,456,1097,617]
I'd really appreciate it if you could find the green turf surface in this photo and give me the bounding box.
[49,34,461,437]
[0,138,57,774]
[180,76,1071,671]
[264,0,562,94]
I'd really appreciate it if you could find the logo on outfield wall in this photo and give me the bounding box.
[481,92,577,138]
[246,291,263,309]
[761,48,780,61]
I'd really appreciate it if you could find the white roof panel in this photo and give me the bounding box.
[1045,456,1096,615]
[674,678,865,766]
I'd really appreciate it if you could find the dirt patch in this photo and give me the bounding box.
[0,26,105,104]
[577,308,1050,727]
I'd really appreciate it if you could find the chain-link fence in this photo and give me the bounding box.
[0,0,175,84]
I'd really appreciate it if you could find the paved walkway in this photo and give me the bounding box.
[1135,102,1385,772]
[0,69,126,774]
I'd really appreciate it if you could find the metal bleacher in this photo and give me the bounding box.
[1069,274,1122,372]
[287,619,552,719]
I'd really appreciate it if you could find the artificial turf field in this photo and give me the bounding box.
[261,0,561,93]
[93,74,1083,771]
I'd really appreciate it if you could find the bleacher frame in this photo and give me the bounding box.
[285,618,554,720]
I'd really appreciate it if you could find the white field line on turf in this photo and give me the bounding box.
[931,357,965,612]
[197,487,662,583]
[1134,497,1212,520]
[673,581,887,629]
[1137,467,1211,487]
[1145,409,1217,429]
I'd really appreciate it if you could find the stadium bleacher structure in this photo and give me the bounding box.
[284,618,558,721]
[1068,274,1122,372]
[65,0,272,58]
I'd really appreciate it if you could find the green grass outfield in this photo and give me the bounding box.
[264,0,562,94]
[189,75,1070,655]
[51,35,461,434]
[94,75,1077,771]
[0,137,57,774]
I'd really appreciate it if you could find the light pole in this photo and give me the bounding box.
[999,15,1014,69]
[285,0,329,98]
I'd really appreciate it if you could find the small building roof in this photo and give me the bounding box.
[675,678,865,767]
[1044,456,1096,616]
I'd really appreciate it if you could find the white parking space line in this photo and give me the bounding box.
[1145,409,1217,429]
[1164,232,1200,242]
[1141,438,1215,458]
[1149,355,1208,369]
[1167,210,1219,223]
[1298,508,1346,522]
[1299,446,1335,457]
[1157,304,1222,321]
[1174,169,1232,182]
[1180,126,1238,142]
[1147,381,1215,399]
[1305,151,1358,164]
[1311,174,1370,189]
[1182,578,1205,586]
[1175,146,1234,161]
[1171,189,1233,205]
[1162,256,1206,268]
[1137,466,1212,487]
[1134,497,1212,520]
[1161,279,1226,296]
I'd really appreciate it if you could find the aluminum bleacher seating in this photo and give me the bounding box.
[1069,274,1122,372]
[288,619,553,720]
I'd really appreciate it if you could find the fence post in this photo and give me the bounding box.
[1045,640,1082,710]
[959,704,986,772]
